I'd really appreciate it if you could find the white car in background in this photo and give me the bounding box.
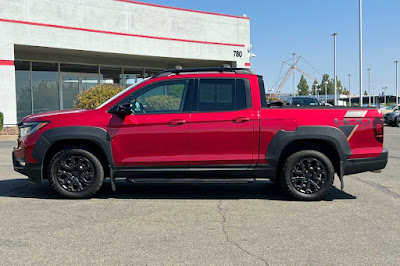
[381,104,400,114]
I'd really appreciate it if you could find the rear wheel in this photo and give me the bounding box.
[396,117,400,127]
[48,148,104,199]
[281,150,334,201]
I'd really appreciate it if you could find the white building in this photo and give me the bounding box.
[0,0,251,124]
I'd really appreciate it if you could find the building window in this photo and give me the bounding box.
[123,68,144,88]
[14,60,161,121]
[60,63,98,74]
[15,61,31,122]
[100,67,122,87]
[32,62,59,114]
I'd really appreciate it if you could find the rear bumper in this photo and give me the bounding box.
[344,149,388,175]
[12,152,42,184]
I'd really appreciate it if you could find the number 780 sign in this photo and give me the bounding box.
[233,50,242,57]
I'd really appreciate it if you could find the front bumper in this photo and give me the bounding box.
[344,149,388,175]
[384,115,389,124]
[12,152,42,184]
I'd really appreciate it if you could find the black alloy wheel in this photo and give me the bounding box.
[281,150,334,201]
[290,158,327,194]
[56,156,95,192]
[49,148,104,199]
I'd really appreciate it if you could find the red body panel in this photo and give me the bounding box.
[108,113,190,166]
[188,109,255,166]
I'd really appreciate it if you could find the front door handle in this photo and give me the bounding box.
[168,119,186,126]
[233,117,250,123]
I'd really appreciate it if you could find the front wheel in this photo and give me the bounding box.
[48,148,104,199]
[281,150,334,201]
[396,117,400,127]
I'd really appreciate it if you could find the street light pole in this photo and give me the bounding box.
[331,32,339,105]
[348,74,351,106]
[373,86,376,106]
[395,61,399,105]
[359,0,363,106]
[383,87,387,107]
[367,68,371,106]
[313,84,318,98]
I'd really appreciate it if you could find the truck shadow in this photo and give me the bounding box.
[0,179,356,201]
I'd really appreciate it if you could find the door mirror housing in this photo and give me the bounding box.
[108,103,132,117]
[118,103,132,116]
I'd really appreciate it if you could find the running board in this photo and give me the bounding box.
[125,178,255,184]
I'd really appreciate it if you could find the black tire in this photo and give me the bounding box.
[396,117,400,127]
[48,148,104,199]
[280,150,334,201]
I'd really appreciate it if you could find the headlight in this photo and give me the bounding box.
[18,122,49,137]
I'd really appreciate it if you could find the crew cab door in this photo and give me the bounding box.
[108,79,194,169]
[188,78,255,170]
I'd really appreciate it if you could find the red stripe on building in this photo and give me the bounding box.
[115,0,250,20]
[0,60,14,66]
[0,18,245,47]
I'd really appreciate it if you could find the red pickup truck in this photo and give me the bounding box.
[13,68,388,200]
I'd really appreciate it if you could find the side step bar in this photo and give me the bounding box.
[125,178,255,184]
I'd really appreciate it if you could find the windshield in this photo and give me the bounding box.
[386,104,397,110]
[292,98,319,106]
[96,78,150,109]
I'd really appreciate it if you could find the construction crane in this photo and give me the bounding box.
[274,55,320,97]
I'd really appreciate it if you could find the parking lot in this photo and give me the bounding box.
[0,127,399,266]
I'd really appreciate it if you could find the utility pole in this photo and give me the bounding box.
[383,87,388,107]
[331,33,339,105]
[324,81,328,104]
[348,74,351,106]
[293,53,296,96]
[367,68,371,106]
[395,61,399,105]
[359,0,363,106]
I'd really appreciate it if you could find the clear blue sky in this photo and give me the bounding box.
[137,0,400,96]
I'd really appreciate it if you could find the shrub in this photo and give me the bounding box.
[74,84,124,109]
[0,112,3,131]
[144,95,181,112]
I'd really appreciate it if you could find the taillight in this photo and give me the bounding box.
[373,117,384,143]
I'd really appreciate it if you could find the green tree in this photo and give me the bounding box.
[297,75,310,95]
[318,74,346,95]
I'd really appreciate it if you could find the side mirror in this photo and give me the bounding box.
[116,103,132,117]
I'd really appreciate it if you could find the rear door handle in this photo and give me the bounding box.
[233,117,250,123]
[168,119,186,126]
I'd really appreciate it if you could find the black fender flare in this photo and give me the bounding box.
[265,126,351,167]
[32,126,114,168]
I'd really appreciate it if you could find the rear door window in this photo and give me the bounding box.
[194,79,250,112]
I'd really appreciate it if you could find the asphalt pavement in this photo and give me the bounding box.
[0,128,399,265]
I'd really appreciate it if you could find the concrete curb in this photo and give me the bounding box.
[0,135,17,141]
